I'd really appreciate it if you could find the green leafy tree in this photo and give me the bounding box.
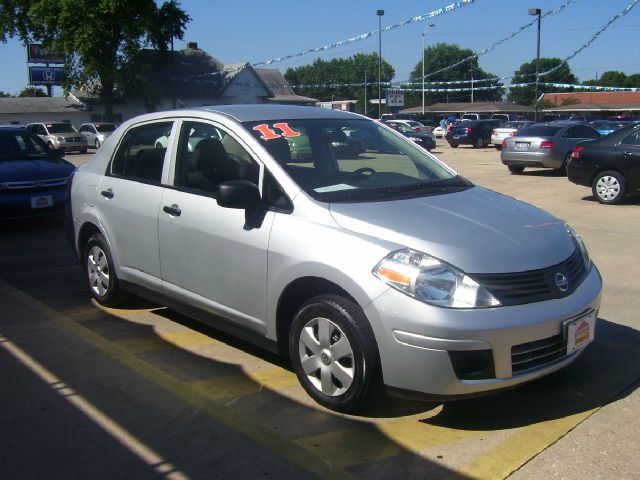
[0,91,11,97]
[0,0,190,120]
[18,86,47,97]
[625,73,640,88]
[508,58,577,106]
[407,43,504,106]
[285,53,394,114]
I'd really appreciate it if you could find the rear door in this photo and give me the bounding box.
[618,129,640,192]
[96,119,175,291]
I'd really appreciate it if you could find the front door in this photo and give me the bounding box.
[158,120,273,333]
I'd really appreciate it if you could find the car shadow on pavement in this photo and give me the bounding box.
[424,317,640,430]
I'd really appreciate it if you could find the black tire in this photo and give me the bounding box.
[95,139,101,149]
[80,147,88,154]
[592,170,626,205]
[495,144,502,151]
[449,143,459,148]
[289,294,380,413]
[473,137,484,149]
[508,165,525,174]
[84,233,127,306]
[47,141,55,151]
[558,153,571,176]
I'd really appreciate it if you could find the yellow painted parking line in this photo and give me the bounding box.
[0,280,357,480]
[294,415,482,469]
[190,367,299,400]
[454,409,598,480]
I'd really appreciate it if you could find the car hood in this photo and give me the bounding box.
[329,186,574,273]
[0,157,75,181]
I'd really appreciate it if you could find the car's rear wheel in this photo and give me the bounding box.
[289,294,380,413]
[449,143,459,148]
[495,144,502,151]
[508,165,525,174]
[474,137,484,149]
[84,233,127,306]
[558,153,571,176]
[592,170,626,204]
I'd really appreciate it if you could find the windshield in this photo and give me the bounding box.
[47,123,76,133]
[503,121,526,129]
[95,123,116,132]
[519,125,562,137]
[245,118,469,202]
[0,132,50,160]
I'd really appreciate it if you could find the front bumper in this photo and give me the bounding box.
[0,187,67,219]
[363,264,602,397]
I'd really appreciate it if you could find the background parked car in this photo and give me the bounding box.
[491,121,538,149]
[389,119,432,134]
[588,120,633,137]
[461,113,490,121]
[446,119,502,148]
[0,127,75,219]
[79,122,117,149]
[382,120,436,151]
[568,122,640,204]
[501,122,600,174]
[26,122,88,154]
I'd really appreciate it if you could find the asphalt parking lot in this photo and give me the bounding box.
[1,143,639,480]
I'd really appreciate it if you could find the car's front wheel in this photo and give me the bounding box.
[474,137,484,149]
[84,233,127,306]
[592,170,626,204]
[289,294,380,413]
[449,143,459,148]
[95,139,101,149]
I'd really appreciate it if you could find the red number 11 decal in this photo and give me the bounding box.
[253,123,301,140]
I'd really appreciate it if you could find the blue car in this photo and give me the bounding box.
[589,120,632,137]
[0,128,76,220]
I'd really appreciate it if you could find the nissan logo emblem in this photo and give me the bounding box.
[555,272,569,292]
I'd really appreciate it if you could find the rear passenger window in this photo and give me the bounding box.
[621,130,640,146]
[111,122,172,183]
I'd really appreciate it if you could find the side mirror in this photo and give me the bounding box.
[216,180,261,210]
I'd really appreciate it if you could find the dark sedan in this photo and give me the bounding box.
[568,123,640,204]
[446,119,502,149]
[0,128,76,219]
[382,121,436,151]
[501,122,600,175]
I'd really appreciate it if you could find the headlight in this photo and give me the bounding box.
[57,136,65,142]
[373,249,501,308]
[564,222,591,270]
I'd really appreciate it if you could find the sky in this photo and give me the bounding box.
[0,0,638,97]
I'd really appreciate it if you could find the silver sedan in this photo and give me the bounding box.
[501,122,600,174]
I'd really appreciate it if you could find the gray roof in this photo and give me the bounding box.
[402,101,534,114]
[543,103,640,112]
[0,96,85,114]
[254,68,317,104]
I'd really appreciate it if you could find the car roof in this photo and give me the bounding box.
[195,104,364,122]
[0,126,30,133]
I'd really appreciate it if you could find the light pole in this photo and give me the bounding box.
[377,9,384,118]
[421,23,435,115]
[529,8,541,121]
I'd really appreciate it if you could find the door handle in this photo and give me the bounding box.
[163,204,181,217]
[101,189,114,199]
[623,151,634,157]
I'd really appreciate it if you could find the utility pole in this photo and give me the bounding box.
[377,9,384,118]
[529,8,542,121]
[421,23,434,115]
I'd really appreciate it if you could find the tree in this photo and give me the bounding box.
[0,91,10,97]
[407,43,504,106]
[0,0,190,120]
[508,58,577,106]
[284,53,394,115]
[18,86,47,97]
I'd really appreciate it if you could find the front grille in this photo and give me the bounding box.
[470,248,588,306]
[65,136,83,142]
[511,334,567,374]
[1,177,69,193]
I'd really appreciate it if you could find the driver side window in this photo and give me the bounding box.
[174,121,260,194]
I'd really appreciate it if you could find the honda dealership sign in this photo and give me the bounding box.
[27,43,65,64]
[29,66,65,86]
